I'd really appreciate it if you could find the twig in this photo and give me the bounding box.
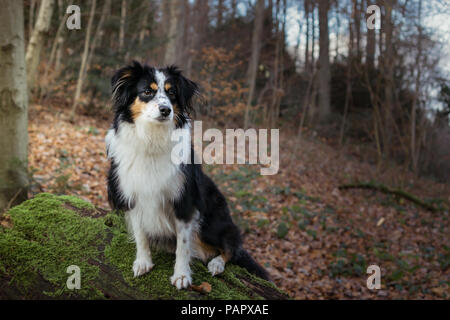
[2,188,23,215]
[338,182,442,213]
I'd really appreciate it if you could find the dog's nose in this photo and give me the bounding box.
[159,105,171,117]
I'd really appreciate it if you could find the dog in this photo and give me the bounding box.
[106,61,269,289]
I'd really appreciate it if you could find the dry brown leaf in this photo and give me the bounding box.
[191,282,212,294]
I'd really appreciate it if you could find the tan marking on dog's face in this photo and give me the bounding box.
[130,97,146,121]
[150,82,158,91]
[121,71,132,79]
[164,83,172,91]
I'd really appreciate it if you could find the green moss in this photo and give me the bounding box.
[1,193,283,299]
[0,193,106,298]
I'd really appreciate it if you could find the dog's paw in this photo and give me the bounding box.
[208,256,225,276]
[170,272,192,290]
[133,257,154,277]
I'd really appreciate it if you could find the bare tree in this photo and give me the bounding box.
[119,0,126,50]
[317,0,331,123]
[25,0,55,91]
[231,0,237,18]
[304,0,311,71]
[365,0,375,69]
[217,0,224,26]
[410,0,423,173]
[244,0,265,129]
[353,0,362,62]
[0,0,29,210]
[70,0,97,118]
[164,0,181,65]
[383,0,395,156]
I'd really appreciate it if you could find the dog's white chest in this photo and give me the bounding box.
[106,124,185,237]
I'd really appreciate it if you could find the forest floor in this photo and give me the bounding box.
[27,103,449,299]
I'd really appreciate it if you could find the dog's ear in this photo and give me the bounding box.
[111,61,143,108]
[167,65,199,113]
[178,74,199,111]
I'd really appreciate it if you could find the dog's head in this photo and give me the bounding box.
[111,61,198,129]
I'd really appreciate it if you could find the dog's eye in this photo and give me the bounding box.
[168,89,176,96]
[143,89,153,96]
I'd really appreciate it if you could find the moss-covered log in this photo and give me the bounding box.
[0,193,287,300]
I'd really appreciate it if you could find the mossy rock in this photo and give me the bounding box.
[0,193,287,300]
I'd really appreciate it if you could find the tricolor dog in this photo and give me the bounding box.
[106,61,269,289]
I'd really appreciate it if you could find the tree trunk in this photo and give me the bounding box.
[339,8,354,146]
[40,9,68,101]
[0,0,29,211]
[119,0,126,50]
[244,0,265,129]
[383,0,395,157]
[317,0,331,123]
[231,0,237,18]
[29,0,36,40]
[334,3,340,61]
[0,193,287,300]
[304,0,310,71]
[311,3,316,66]
[365,0,375,69]
[217,0,224,26]
[25,0,55,92]
[85,0,111,86]
[54,0,65,74]
[70,0,97,118]
[164,0,182,65]
[138,1,153,46]
[353,0,361,63]
[410,0,422,173]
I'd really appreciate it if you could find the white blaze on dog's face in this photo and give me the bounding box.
[131,71,177,124]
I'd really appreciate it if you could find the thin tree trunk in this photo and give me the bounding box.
[0,0,29,210]
[339,10,354,146]
[244,0,265,129]
[410,0,422,173]
[85,0,111,81]
[40,10,69,100]
[294,18,302,70]
[177,0,190,68]
[54,0,65,73]
[70,0,97,119]
[353,0,361,62]
[231,0,237,18]
[365,0,375,69]
[335,4,340,61]
[318,0,331,123]
[269,0,281,127]
[138,1,153,46]
[383,0,395,157]
[25,0,55,92]
[29,0,36,40]
[304,0,310,71]
[311,3,316,68]
[217,0,224,26]
[164,0,181,65]
[119,0,126,50]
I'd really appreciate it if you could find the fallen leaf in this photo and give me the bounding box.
[191,282,212,294]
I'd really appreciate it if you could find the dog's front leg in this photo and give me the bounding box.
[128,209,154,277]
[171,218,193,289]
